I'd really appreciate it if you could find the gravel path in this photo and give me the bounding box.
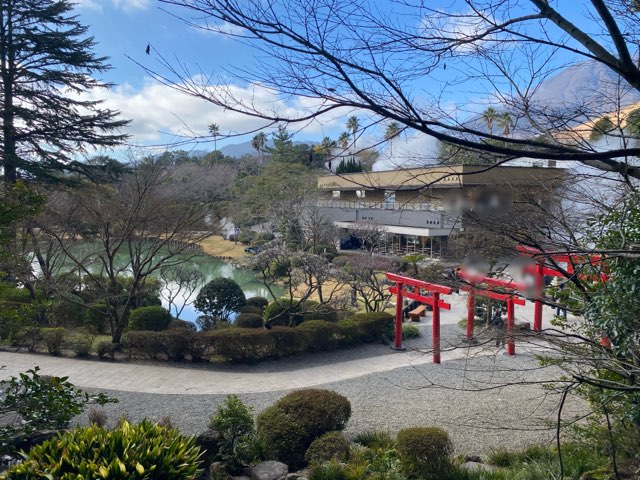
[76,353,587,456]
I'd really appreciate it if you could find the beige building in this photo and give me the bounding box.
[317,164,565,257]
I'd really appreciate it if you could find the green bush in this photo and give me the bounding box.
[204,328,276,363]
[352,312,395,342]
[246,296,269,311]
[169,319,197,331]
[0,367,115,456]
[49,296,86,328]
[235,313,264,328]
[301,301,338,322]
[396,427,453,479]
[238,304,263,315]
[85,303,110,334]
[121,331,164,358]
[195,278,246,323]
[352,430,396,450]
[402,324,420,339]
[256,405,307,469]
[97,340,116,359]
[264,299,304,326]
[41,327,66,355]
[305,431,350,465]
[275,389,351,445]
[13,326,43,352]
[209,395,258,472]
[3,420,203,479]
[69,331,95,357]
[296,320,339,351]
[128,305,173,331]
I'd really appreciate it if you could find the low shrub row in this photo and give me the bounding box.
[12,327,98,357]
[120,312,394,363]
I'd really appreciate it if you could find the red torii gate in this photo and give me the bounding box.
[458,270,526,356]
[516,245,608,332]
[386,272,453,364]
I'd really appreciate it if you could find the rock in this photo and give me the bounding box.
[248,461,288,480]
[515,322,531,331]
[464,455,483,463]
[196,429,220,468]
[286,472,308,480]
[459,461,498,473]
[209,462,228,480]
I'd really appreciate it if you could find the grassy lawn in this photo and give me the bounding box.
[199,235,247,260]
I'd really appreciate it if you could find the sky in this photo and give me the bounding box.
[71,0,618,162]
[74,0,354,153]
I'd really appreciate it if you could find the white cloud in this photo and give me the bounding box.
[111,0,150,12]
[74,0,103,11]
[77,78,344,146]
[74,0,150,12]
[373,133,440,171]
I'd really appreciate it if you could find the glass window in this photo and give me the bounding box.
[356,190,366,198]
[332,191,341,198]
[384,190,396,209]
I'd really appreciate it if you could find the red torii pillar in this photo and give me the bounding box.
[386,272,453,364]
[460,284,526,355]
[458,270,527,343]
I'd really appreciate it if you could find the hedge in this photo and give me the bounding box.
[121,312,393,363]
[11,312,395,364]
[128,306,173,331]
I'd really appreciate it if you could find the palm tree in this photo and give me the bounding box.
[497,112,514,136]
[209,123,220,151]
[384,121,401,155]
[338,131,350,150]
[252,132,267,163]
[482,107,497,134]
[346,116,360,152]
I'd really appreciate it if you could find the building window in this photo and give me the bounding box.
[384,190,396,209]
[332,191,341,198]
[356,190,366,198]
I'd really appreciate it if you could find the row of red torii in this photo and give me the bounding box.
[386,245,607,364]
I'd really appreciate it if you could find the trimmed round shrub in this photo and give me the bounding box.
[300,301,338,322]
[305,431,350,465]
[396,427,453,479]
[238,304,262,315]
[4,420,203,479]
[235,313,264,329]
[256,405,306,469]
[128,306,172,331]
[41,327,66,355]
[275,389,351,444]
[13,326,43,352]
[246,296,269,311]
[96,340,116,360]
[195,278,246,323]
[264,299,304,327]
[68,331,95,357]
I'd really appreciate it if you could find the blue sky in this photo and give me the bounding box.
[72,0,612,156]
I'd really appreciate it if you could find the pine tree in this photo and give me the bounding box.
[0,0,129,185]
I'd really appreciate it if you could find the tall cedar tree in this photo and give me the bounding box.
[0,0,129,185]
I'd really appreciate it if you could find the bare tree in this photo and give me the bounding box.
[38,160,231,342]
[159,265,205,319]
[349,221,388,254]
[154,0,640,179]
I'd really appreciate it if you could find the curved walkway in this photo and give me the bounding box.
[0,348,443,395]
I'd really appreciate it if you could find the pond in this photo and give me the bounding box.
[162,256,282,322]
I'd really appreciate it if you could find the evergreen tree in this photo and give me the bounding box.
[0,0,129,185]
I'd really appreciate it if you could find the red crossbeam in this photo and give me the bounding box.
[460,285,525,305]
[458,270,527,291]
[386,272,453,294]
[389,286,451,310]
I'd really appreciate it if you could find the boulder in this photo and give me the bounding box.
[196,429,220,468]
[209,462,228,480]
[286,471,308,480]
[463,455,483,463]
[248,461,288,480]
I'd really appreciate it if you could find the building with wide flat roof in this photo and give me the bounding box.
[317,164,565,257]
